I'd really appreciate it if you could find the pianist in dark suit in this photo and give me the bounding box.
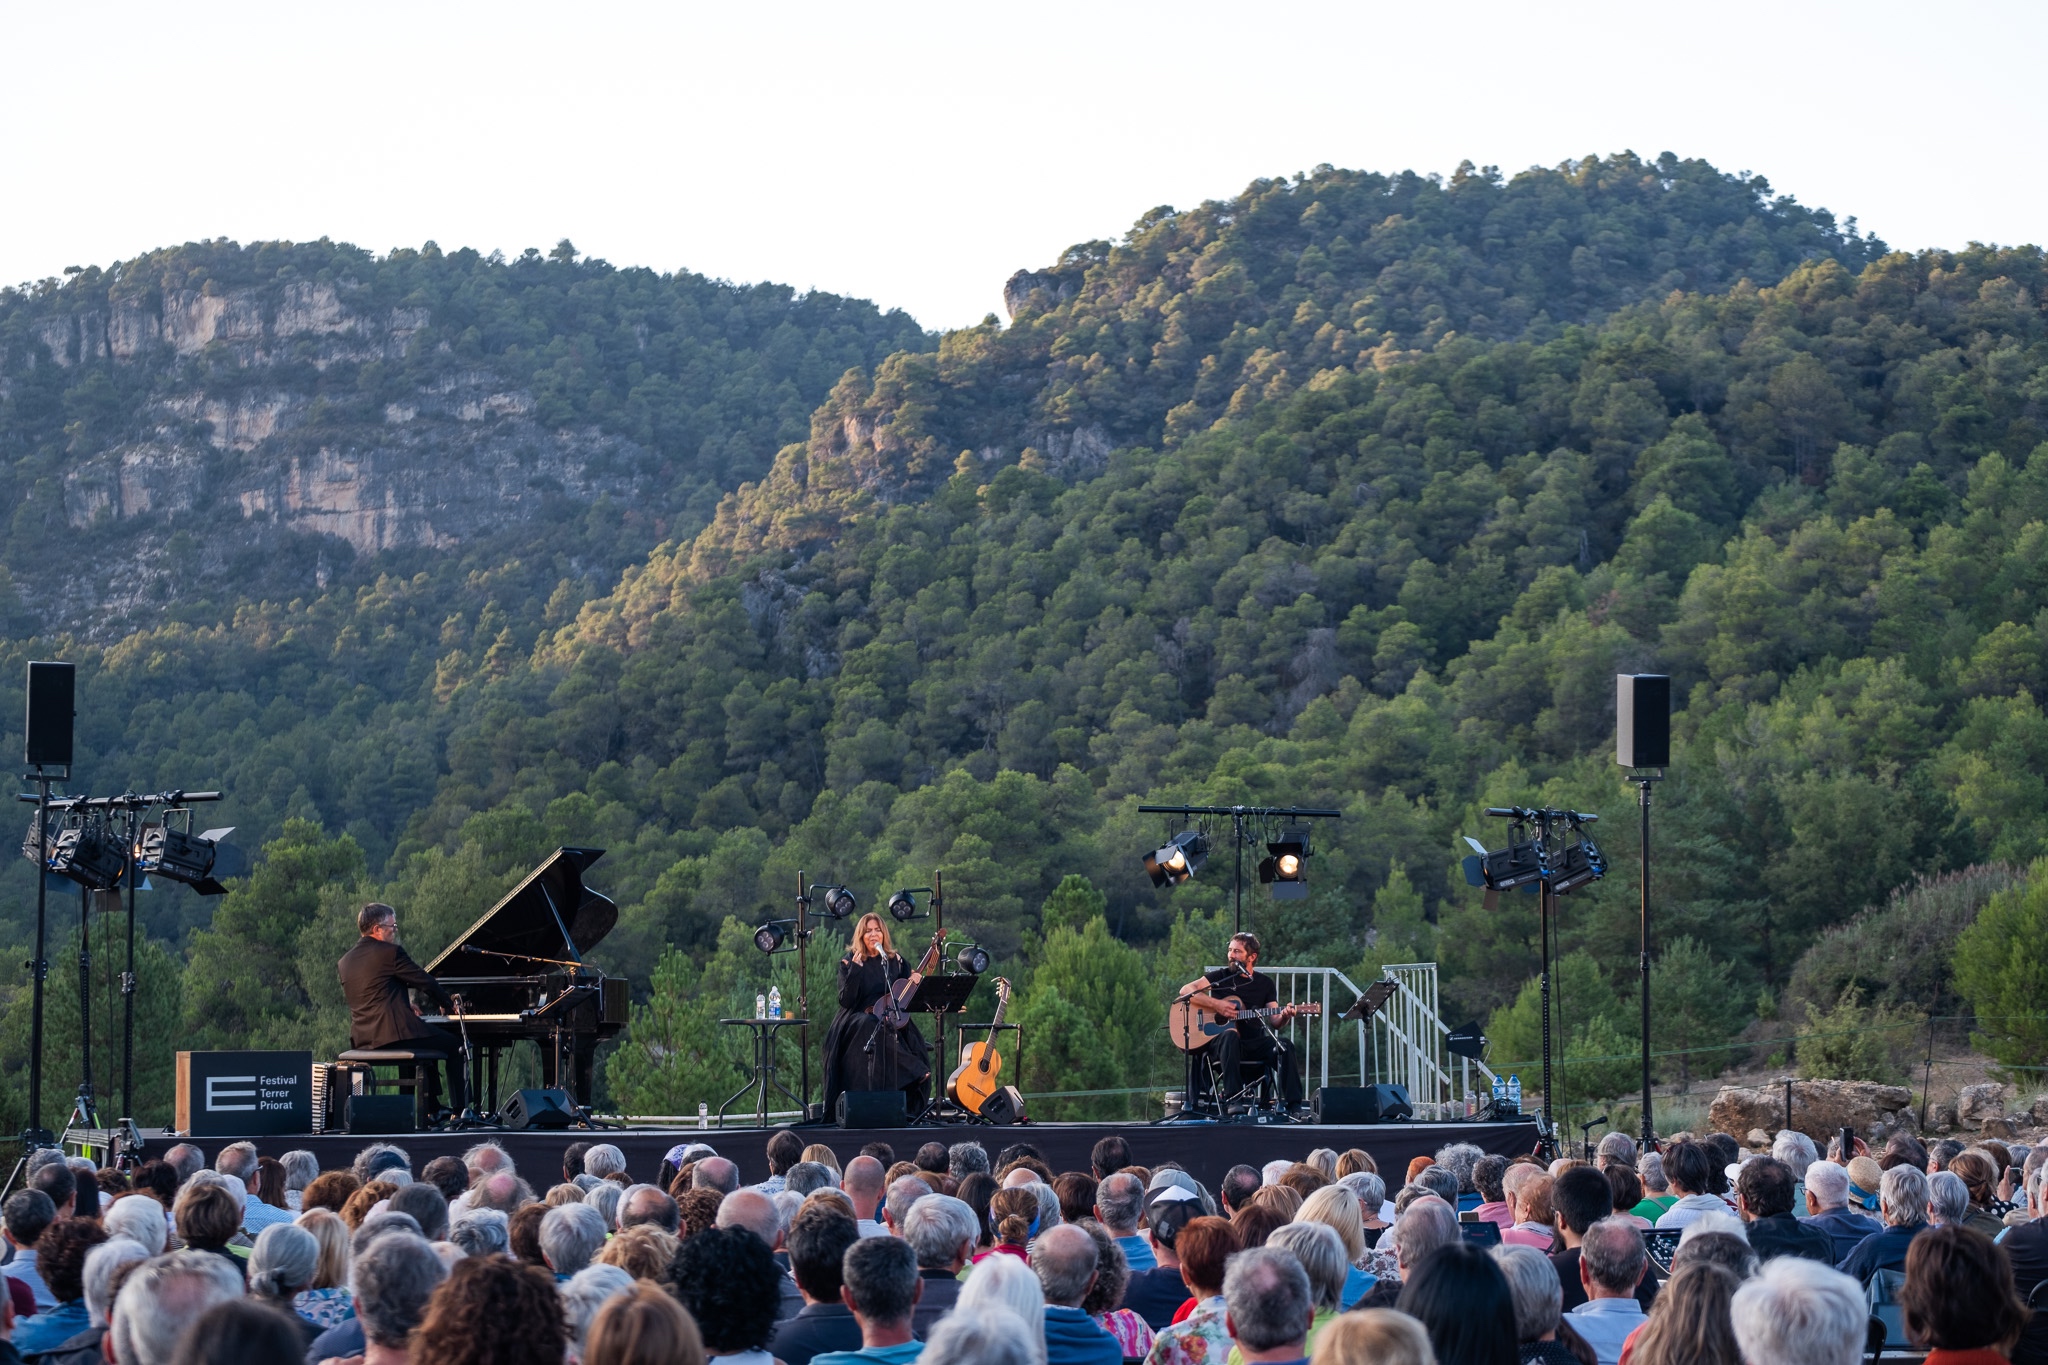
[821,913,931,1121]
[338,902,467,1116]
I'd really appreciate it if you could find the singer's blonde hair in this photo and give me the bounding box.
[850,913,897,964]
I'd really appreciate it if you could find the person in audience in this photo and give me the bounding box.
[1490,1242,1576,1365]
[9,1216,105,1354]
[1125,1191,1199,1328]
[167,1298,307,1365]
[1928,1170,1972,1230]
[1942,1151,2008,1239]
[107,1249,243,1365]
[1250,1186,1302,1221]
[292,1208,354,1330]
[1652,1143,1724,1231]
[391,1180,451,1242]
[1034,1223,1123,1365]
[984,1188,1039,1264]
[1729,1255,1866,1365]
[1731,1157,1830,1264]
[1142,1216,1236,1365]
[958,1253,1048,1365]
[1358,1196,1461,1307]
[244,1221,322,1348]
[2,1189,59,1311]
[253,1155,291,1213]
[676,1187,725,1240]
[598,1225,681,1283]
[1594,1135,1637,1175]
[1895,1222,2028,1361]
[1218,1245,1315,1365]
[903,1194,975,1332]
[278,1151,318,1211]
[1880,1133,1929,1175]
[172,1177,244,1277]
[1839,1164,1930,1283]
[1337,1173,1390,1252]
[1470,1157,1513,1231]
[751,1129,804,1197]
[773,1203,865,1365]
[1263,1221,1346,1358]
[1625,1260,1741,1365]
[213,1141,292,1235]
[672,1224,785,1365]
[301,1212,430,1362]
[161,1143,206,1187]
[1308,1308,1434,1365]
[351,1142,412,1187]
[1218,1166,1262,1218]
[301,1170,361,1216]
[1232,1201,1290,1249]
[1089,1138,1130,1180]
[618,1184,680,1234]
[693,1157,741,1195]
[1395,1241,1517,1365]
[1796,1159,1879,1263]
[1630,1154,1675,1223]
[1770,1132,1817,1202]
[1549,1166,1654,1314]
[411,1253,564,1365]
[840,1157,889,1239]
[1413,1167,1461,1211]
[1091,1173,1155,1273]
[564,1264,638,1353]
[584,1179,625,1232]
[788,1162,841,1199]
[1842,1155,1886,1218]
[1561,1219,1648,1365]
[541,1202,609,1280]
[342,1179,401,1230]
[808,1235,926,1365]
[584,1280,709,1365]
[717,1188,801,1320]
[1294,1186,1372,1308]
[101,1193,167,1257]
[921,1305,1040,1365]
[1056,1174,1101,1227]
[448,1206,511,1260]
[1501,1175,1555,1251]
[45,1235,148,1365]
[1074,1217,1154,1359]
[1435,1146,1485,1211]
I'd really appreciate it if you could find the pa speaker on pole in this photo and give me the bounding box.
[25,661,73,768]
[1616,675,1670,768]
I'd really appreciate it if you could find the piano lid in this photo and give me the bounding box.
[424,847,616,975]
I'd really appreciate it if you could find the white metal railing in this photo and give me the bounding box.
[1255,967,1366,1090]
[1373,963,1498,1119]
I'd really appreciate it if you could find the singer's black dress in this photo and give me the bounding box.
[821,953,932,1121]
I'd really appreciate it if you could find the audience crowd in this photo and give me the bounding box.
[2,1123,2041,1365]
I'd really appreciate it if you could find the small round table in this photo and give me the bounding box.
[716,1018,809,1128]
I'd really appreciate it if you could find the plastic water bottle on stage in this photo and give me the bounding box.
[755,992,767,1019]
[1493,1073,1507,1109]
[768,986,781,1019]
[1507,1074,1522,1114]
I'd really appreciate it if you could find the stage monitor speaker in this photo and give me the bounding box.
[837,1090,906,1128]
[1616,674,1671,769]
[345,1094,415,1135]
[1313,1084,1413,1124]
[979,1086,1026,1125]
[502,1088,578,1131]
[25,661,73,767]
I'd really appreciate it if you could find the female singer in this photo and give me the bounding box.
[821,912,932,1121]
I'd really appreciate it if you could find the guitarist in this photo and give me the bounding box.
[822,912,932,1121]
[1180,932,1306,1115]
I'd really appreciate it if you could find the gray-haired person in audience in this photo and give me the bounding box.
[102,1193,168,1256]
[302,1211,429,1363]
[279,1150,319,1211]
[541,1202,609,1279]
[449,1206,512,1259]
[1222,1246,1316,1365]
[1492,1243,1571,1361]
[903,1194,978,1332]
[1730,1256,1866,1365]
[564,1263,637,1349]
[108,1249,244,1365]
[921,1306,1040,1365]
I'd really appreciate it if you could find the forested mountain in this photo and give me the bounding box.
[5,150,2047,1130]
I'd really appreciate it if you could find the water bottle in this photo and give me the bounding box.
[755,992,767,1019]
[1507,1074,1522,1114]
[1493,1073,1507,1109]
[768,986,782,1020]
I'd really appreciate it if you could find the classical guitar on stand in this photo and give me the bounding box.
[946,977,1013,1114]
[1167,994,1321,1052]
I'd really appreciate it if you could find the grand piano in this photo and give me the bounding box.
[419,847,629,1110]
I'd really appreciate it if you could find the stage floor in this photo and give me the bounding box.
[176,1118,1541,1190]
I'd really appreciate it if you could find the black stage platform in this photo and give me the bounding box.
[189,1119,1540,1190]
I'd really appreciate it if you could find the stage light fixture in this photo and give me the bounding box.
[47,818,126,891]
[753,923,787,954]
[1143,831,1208,888]
[887,890,919,922]
[1258,827,1312,900]
[133,823,246,896]
[818,885,858,919]
[954,944,991,975]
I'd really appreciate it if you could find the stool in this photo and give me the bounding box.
[337,1049,432,1128]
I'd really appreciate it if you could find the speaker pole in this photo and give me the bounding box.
[75,879,95,1129]
[21,765,55,1151]
[795,871,811,1120]
[122,806,138,1127]
[1232,808,1244,937]
[1634,770,1661,1150]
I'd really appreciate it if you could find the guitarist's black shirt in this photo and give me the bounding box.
[1224,970,1277,1040]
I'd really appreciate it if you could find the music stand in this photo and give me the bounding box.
[1341,980,1397,1023]
[907,974,981,1123]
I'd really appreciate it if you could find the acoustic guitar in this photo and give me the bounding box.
[946,977,1013,1114]
[1167,993,1321,1052]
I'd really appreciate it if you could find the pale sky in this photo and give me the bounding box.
[4,1,2042,332]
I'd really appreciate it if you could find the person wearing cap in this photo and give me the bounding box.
[1126,1188,1202,1329]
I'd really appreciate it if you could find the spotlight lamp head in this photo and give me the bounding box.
[1143,830,1208,888]
[45,815,126,891]
[133,823,246,896]
[955,943,991,975]
[819,885,858,920]
[753,922,788,954]
[887,890,919,922]
[1258,827,1312,900]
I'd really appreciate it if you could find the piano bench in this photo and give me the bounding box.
[337,1050,431,1128]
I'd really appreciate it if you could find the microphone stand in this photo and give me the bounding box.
[445,994,492,1130]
